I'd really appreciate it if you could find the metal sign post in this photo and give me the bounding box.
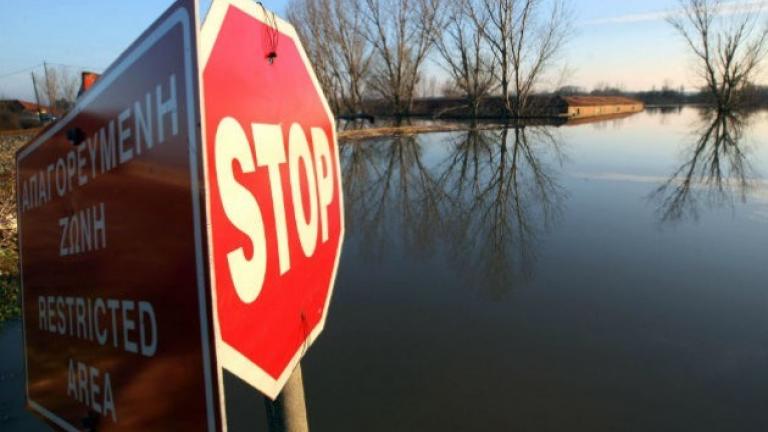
[264,365,310,432]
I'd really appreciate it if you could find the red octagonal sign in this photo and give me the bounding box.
[200,0,344,399]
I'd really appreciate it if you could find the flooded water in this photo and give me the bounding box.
[299,108,768,431]
[5,107,768,431]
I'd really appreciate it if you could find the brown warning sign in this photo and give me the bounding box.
[15,1,218,430]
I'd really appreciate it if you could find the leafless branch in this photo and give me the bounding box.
[668,0,768,109]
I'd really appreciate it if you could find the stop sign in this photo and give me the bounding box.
[200,0,344,399]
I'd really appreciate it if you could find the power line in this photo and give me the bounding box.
[0,62,106,81]
[0,64,43,80]
[45,62,106,72]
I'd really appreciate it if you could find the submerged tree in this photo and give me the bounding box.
[434,0,497,117]
[468,0,573,117]
[360,0,445,117]
[668,0,768,110]
[288,0,374,114]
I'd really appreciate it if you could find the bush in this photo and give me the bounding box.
[1,136,18,276]
[0,276,20,324]
[0,109,21,131]
[0,240,17,276]
[0,134,23,325]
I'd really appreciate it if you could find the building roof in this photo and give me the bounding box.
[78,72,101,97]
[0,99,48,112]
[561,96,642,107]
[17,100,38,111]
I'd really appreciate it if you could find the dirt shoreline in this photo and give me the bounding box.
[3,125,487,143]
[337,123,508,141]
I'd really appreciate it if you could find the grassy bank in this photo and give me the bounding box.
[337,123,484,141]
[335,115,590,141]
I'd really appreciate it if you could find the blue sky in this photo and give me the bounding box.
[0,0,741,100]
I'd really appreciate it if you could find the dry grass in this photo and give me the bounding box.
[0,136,21,276]
[337,123,506,141]
[0,133,31,275]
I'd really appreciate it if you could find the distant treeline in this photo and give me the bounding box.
[349,84,768,119]
[572,84,768,108]
[359,95,563,119]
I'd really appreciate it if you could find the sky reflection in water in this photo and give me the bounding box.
[301,107,768,432]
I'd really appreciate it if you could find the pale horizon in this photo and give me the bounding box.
[0,0,765,101]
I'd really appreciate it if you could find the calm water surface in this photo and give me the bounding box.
[300,108,768,431]
[4,108,768,431]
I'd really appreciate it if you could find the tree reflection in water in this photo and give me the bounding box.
[653,109,759,223]
[340,125,566,300]
[339,134,450,260]
[439,127,566,300]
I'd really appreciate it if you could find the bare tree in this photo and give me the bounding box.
[360,0,444,117]
[59,68,79,105]
[669,0,768,110]
[509,0,572,116]
[330,0,375,112]
[32,64,79,116]
[289,0,374,114]
[467,0,514,114]
[434,0,496,117]
[289,0,343,112]
[469,0,572,117]
[35,65,60,115]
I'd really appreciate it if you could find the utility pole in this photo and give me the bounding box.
[30,71,43,122]
[43,61,52,116]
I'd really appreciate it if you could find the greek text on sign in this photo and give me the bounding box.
[16,2,219,430]
[16,0,344,430]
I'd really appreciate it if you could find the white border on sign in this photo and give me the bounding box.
[16,5,219,431]
[199,0,345,403]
